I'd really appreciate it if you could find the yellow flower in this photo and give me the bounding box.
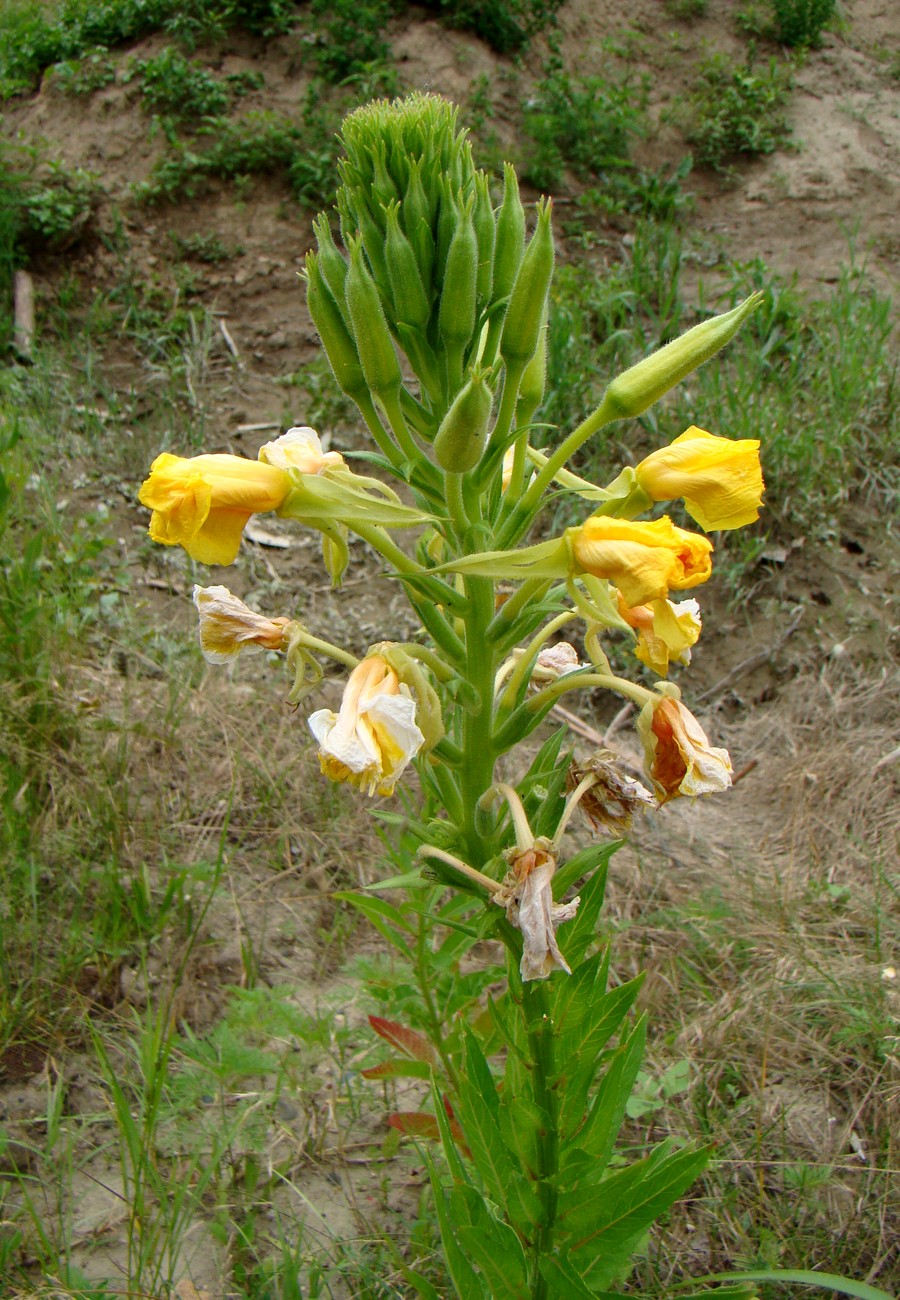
[635,426,764,531]
[637,695,732,802]
[193,585,290,663]
[139,453,291,565]
[571,515,712,608]
[308,655,425,797]
[618,594,702,677]
[258,426,347,474]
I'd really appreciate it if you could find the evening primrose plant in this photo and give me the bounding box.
[137,94,882,1299]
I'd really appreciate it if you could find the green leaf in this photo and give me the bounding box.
[454,1033,517,1204]
[366,867,430,891]
[669,1289,757,1299]
[694,1272,897,1300]
[562,1143,711,1284]
[540,1253,600,1298]
[426,1159,488,1300]
[451,1183,530,1299]
[333,890,414,953]
[553,841,617,901]
[558,858,613,967]
[564,1015,648,1169]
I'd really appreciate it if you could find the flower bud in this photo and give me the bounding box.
[492,162,526,304]
[385,200,430,330]
[515,308,548,427]
[305,252,367,401]
[438,194,478,351]
[473,172,495,308]
[601,293,763,421]
[500,198,554,367]
[432,366,494,472]
[345,238,402,399]
[312,215,350,326]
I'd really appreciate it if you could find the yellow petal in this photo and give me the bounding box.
[572,516,712,607]
[635,426,764,531]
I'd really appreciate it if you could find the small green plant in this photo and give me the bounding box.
[665,0,708,20]
[128,47,231,121]
[426,0,565,54]
[522,57,649,192]
[687,51,792,170]
[770,0,835,46]
[135,90,344,208]
[306,0,395,85]
[170,230,243,262]
[47,45,117,94]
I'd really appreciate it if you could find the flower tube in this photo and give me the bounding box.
[308,654,426,797]
[635,426,764,531]
[571,516,713,608]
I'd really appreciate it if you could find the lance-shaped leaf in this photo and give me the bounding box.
[561,1142,710,1285]
[388,1110,469,1154]
[562,1014,648,1168]
[425,1156,489,1300]
[453,1033,518,1208]
[451,1183,530,1300]
[333,890,414,956]
[368,1015,440,1065]
[363,1059,433,1080]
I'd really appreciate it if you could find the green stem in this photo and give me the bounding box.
[523,977,558,1300]
[379,385,425,465]
[415,904,460,1091]
[459,573,498,866]
[355,390,405,472]
[291,630,360,670]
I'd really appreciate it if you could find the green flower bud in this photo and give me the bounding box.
[312,214,350,326]
[601,292,764,420]
[338,190,390,298]
[500,197,554,367]
[432,365,494,472]
[385,200,430,330]
[435,175,458,284]
[492,162,526,304]
[438,194,478,351]
[305,252,366,400]
[345,238,401,399]
[516,307,548,428]
[473,172,495,309]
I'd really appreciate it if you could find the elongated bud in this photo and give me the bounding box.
[305,253,367,400]
[385,200,430,329]
[500,198,554,367]
[473,172,495,308]
[345,238,402,399]
[435,176,458,283]
[432,365,494,472]
[516,307,548,428]
[438,194,478,351]
[312,215,350,325]
[492,163,526,303]
[602,293,764,420]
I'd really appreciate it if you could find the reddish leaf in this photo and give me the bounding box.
[368,1016,439,1065]
[387,1109,470,1157]
[361,1059,433,1080]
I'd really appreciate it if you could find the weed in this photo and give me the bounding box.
[136,90,344,209]
[128,47,231,122]
[770,0,836,47]
[665,0,708,19]
[170,230,244,262]
[686,51,793,171]
[46,45,117,94]
[306,0,395,86]
[521,55,649,192]
[427,0,565,55]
